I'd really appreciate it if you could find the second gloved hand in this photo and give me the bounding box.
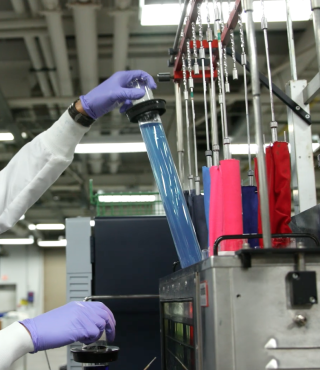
[80,70,157,119]
[20,301,116,352]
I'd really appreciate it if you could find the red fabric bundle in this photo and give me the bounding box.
[255,142,291,247]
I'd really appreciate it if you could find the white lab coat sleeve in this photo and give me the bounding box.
[0,110,90,234]
[0,322,34,370]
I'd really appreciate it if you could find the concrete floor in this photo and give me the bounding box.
[26,347,66,370]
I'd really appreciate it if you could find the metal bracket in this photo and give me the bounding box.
[303,72,320,105]
[227,48,312,125]
[287,271,318,307]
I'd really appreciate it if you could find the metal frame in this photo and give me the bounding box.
[227,48,312,125]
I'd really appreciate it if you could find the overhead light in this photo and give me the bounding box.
[140,1,311,26]
[37,239,67,247]
[0,237,34,245]
[90,220,95,227]
[75,143,147,154]
[230,143,319,155]
[98,195,157,203]
[19,214,25,221]
[0,133,14,141]
[28,224,65,230]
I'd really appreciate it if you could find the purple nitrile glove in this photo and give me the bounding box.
[20,301,116,353]
[79,70,157,119]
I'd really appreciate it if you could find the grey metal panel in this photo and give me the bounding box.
[66,217,92,370]
[160,255,320,370]
[66,217,91,274]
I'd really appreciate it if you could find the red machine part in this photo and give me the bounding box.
[172,0,242,82]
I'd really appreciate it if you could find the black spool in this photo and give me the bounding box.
[71,345,119,364]
[125,99,166,123]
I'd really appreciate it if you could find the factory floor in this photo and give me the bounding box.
[26,347,66,370]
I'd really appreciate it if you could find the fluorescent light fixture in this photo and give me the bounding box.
[230,143,320,155]
[75,143,147,154]
[98,195,157,203]
[141,1,311,26]
[28,224,65,230]
[38,239,67,247]
[0,237,34,245]
[0,133,14,141]
[90,220,95,227]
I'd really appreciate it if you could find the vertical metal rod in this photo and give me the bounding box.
[206,0,219,166]
[244,0,272,248]
[311,0,320,73]
[198,4,212,167]
[187,40,201,195]
[174,82,185,182]
[261,0,278,143]
[182,54,194,191]
[192,23,200,75]
[215,2,231,159]
[238,14,253,185]
[285,0,298,81]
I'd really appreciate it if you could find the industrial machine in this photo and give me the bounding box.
[67,0,320,369]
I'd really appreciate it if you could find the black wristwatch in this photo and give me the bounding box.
[68,99,95,127]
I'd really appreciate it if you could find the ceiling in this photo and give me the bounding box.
[0,0,319,242]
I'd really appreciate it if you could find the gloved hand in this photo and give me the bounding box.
[20,301,116,353]
[79,70,157,119]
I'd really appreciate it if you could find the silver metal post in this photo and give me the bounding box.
[261,0,278,142]
[187,40,201,195]
[244,0,272,248]
[197,5,212,167]
[182,54,194,191]
[285,0,298,80]
[174,82,185,182]
[84,295,159,301]
[311,0,320,73]
[206,0,219,166]
[238,14,253,185]
[192,23,200,75]
[215,2,231,160]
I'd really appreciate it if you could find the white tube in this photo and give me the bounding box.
[42,10,73,96]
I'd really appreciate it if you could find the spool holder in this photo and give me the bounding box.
[71,344,120,364]
[125,99,167,123]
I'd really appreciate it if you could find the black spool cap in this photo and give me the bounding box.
[126,99,166,123]
[71,345,119,364]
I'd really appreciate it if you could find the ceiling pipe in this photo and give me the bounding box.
[68,1,100,94]
[108,4,133,174]
[10,0,57,120]
[38,35,60,96]
[41,0,74,96]
[69,0,103,175]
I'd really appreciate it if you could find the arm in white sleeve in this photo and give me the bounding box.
[0,110,90,234]
[0,322,34,370]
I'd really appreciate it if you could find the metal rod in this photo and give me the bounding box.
[174,82,185,182]
[187,39,201,195]
[197,5,212,167]
[169,0,189,65]
[84,295,159,301]
[206,0,219,166]
[215,2,231,160]
[238,13,253,185]
[311,0,320,74]
[244,0,272,249]
[285,0,298,80]
[192,22,200,75]
[143,357,157,370]
[261,0,278,142]
[182,54,194,191]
